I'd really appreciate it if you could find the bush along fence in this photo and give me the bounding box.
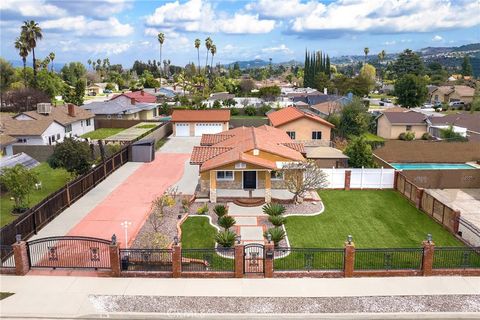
[4,234,480,278]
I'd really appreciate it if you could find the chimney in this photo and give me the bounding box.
[131,97,136,105]
[67,103,75,117]
[140,90,145,96]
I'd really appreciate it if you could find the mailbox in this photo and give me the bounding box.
[265,250,274,259]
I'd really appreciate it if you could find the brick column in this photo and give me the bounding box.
[344,170,351,191]
[209,171,217,203]
[172,244,182,278]
[109,243,121,277]
[415,187,424,209]
[422,240,435,276]
[344,241,355,277]
[452,210,461,234]
[265,171,271,204]
[264,242,274,278]
[12,241,30,276]
[234,243,244,278]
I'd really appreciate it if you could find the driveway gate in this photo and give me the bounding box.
[244,243,264,274]
[27,236,112,270]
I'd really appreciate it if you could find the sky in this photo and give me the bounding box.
[1,0,479,68]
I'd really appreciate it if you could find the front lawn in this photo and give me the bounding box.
[362,132,385,142]
[285,190,463,248]
[81,128,125,140]
[0,163,71,227]
[181,216,217,248]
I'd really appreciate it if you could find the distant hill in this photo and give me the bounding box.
[225,59,302,69]
[8,59,66,71]
[419,43,480,56]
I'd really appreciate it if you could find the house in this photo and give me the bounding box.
[171,109,230,137]
[430,85,475,104]
[111,90,157,104]
[1,104,95,145]
[376,111,427,139]
[86,83,119,96]
[267,106,334,143]
[305,146,349,168]
[0,134,16,156]
[429,112,480,141]
[83,95,160,120]
[309,100,343,118]
[190,125,306,202]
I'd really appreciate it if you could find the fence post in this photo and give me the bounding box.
[264,242,274,278]
[415,187,424,209]
[234,243,244,278]
[452,210,461,234]
[344,237,355,277]
[109,240,121,277]
[172,243,182,278]
[66,182,71,207]
[12,237,30,276]
[393,171,399,190]
[422,237,435,276]
[344,170,351,191]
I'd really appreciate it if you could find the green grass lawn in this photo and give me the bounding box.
[0,163,71,227]
[181,216,217,248]
[81,128,125,140]
[362,132,385,142]
[285,190,463,248]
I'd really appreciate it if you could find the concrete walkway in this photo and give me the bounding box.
[229,203,266,244]
[1,275,479,319]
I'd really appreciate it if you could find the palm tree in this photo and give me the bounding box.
[92,61,96,71]
[210,44,216,70]
[377,50,386,86]
[194,38,201,74]
[42,56,50,70]
[87,59,92,70]
[49,52,55,72]
[14,36,29,87]
[157,32,165,76]
[21,20,43,85]
[205,37,212,71]
[363,47,369,64]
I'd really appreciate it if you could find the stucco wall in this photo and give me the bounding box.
[377,116,392,139]
[276,117,332,141]
[377,116,427,139]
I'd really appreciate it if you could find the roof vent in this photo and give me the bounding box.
[253,149,260,156]
[37,103,52,114]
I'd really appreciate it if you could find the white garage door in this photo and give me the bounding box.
[194,123,223,136]
[175,123,190,136]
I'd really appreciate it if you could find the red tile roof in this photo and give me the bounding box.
[267,106,334,128]
[200,134,234,146]
[190,146,232,164]
[111,91,157,103]
[172,109,231,122]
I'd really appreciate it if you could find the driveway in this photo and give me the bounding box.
[160,136,201,153]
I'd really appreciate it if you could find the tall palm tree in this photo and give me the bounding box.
[194,38,201,74]
[363,47,369,64]
[210,44,216,70]
[87,59,92,70]
[42,56,50,70]
[14,36,29,87]
[205,37,212,71]
[49,52,55,72]
[157,32,165,76]
[92,61,96,71]
[21,20,43,85]
[378,50,386,85]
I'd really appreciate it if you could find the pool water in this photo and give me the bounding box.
[391,163,476,170]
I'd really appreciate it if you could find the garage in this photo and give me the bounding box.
[194,123,223,136]
[175,123,190,136]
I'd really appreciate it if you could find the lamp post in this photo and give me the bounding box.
[120,220,132,248]
[347,235,353,245]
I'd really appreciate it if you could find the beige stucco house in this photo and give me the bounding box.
[377,111,428,140]
[430,85,475,104]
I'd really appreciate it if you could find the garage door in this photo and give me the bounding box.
[194,123,223,136]
[175,123,190,136]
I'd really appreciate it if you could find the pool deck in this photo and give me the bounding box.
[391,163,478,170]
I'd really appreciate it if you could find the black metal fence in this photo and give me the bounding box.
[27,236,112,270]
[273,247,344,271]
[354,248,423,270]
[120,248,173,272]
[433,247,480,269]
[0,245,15,269]
[181,248,235,272]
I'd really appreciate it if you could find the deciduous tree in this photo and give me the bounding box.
[282,160,328,204]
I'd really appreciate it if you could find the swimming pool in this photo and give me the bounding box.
[390,163,476,170]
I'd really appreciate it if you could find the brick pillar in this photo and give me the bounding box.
[172,244,182,278]
[422,240,435,276]
[234,243,244,278]
[452,210,461,234]
[264,242,274,278]
[344,170,351,191]
[415,188,424,209]
[109,243,121,277]
[344,241,355,277]
[12,241,29,276]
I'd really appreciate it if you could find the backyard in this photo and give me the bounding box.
[81,128,125,140]
[0,163,71,227]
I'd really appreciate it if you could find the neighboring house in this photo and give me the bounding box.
[171,109,230,137]
[310,100,343,118]
[111,90,157,104]
[305,146,349,168]
[429,112,480,142]
[2,104,95,145]
[86,83,119,96]
[267,106,334,143]
[0,134,16,156]
[190,125,306,202]
[202,92,236,108]
[376,111,427,139]
[430,85,475,104]
[83,95,160,120]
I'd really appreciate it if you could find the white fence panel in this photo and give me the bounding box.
[321,168,395,189]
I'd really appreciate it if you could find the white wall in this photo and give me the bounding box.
[70,118,95,136]
[321,168,395,189]
[15,114,35,120]
[2,145,13,156]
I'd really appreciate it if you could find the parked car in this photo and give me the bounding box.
[422,103,433,109]
[104,89,113,93]
[448,101,465,109]
[381,98,392,103]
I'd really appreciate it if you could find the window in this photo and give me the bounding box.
[86,119,91,126]
[216,171,234,180]
[17,138,27,143]
[65,124,72,133]
[287,131,296,140]
[81,120,84,127]
[107,115,112,119]
[270,171,284,180]
[57,134,61,140]
[235,162,246,169]
[312,131,322,140]
[153,108,157,117]
[117,114,123,119]
[406,125,412,131]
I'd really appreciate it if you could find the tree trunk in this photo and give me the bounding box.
[197,49,200,75]
[23,58,27,87]
[205,50,209,73]
[32,47,37,86]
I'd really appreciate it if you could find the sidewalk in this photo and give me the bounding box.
[1,275,479,318]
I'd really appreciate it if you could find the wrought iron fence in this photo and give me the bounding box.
[27,236,112,270]
[273,247,344,271]
[0,245,15,269]
[354,248,423,270]
[181,248,235,272]
[120,249,173,272]
[433,247,480,269]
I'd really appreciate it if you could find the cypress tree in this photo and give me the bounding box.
[326,55,331,77]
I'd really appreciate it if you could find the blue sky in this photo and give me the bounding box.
[1,0,479,68]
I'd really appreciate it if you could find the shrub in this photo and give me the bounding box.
[0,164,38,212]
[196,203,209,215]
[181,196,191,213]
[215,230,236,248]
[218,215,236,230]
[230,107,239,116]
[264,227,286,246]
[268,215,286,227]
[399,131,415,141]
[258,104,272,115]
[421,132,432,140]
[213,204,227,217]
[262,203,286,216]
[244,105,257,116]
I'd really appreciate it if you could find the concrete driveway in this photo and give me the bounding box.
[159,136,201,154]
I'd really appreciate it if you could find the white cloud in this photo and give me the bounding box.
[432,35,443,42]
[145,0,275,34]
[42,16,133,37]
[246,0,317,18]
[0,0,66,18]
[261,44,293,55]
[383,40,396,46]
[144,27,191,51]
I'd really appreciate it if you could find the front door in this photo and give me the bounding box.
[243,171,256,189]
